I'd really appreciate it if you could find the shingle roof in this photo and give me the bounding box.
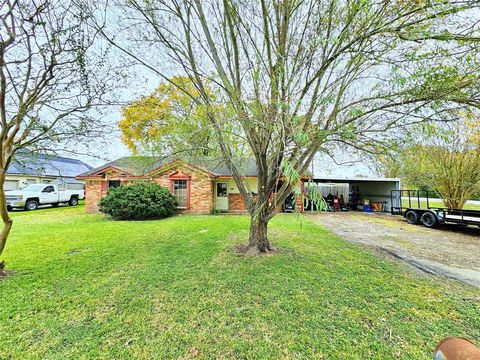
[78,156,259,178]
[8,151,93,178]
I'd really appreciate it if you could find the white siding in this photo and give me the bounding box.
[223,178,258,194]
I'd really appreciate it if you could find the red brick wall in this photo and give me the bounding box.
[83,164,306,214]
[85,165,214,214]
[228,193,266,213]
[85,178,136,213]
[85,179,106,213]
[85,174,213,214]
[296,191,304,212]
[228,193,246,211]
[150,164,213,214]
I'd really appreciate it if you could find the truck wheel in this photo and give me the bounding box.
[25,200,39,211]
[68,197,78,206]
[421,212,438,228]
[405,210,420,225]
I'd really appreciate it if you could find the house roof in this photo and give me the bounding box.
[77,156,259,178]
[8,151,93,178]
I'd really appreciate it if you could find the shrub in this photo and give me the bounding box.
[99,182,178,220]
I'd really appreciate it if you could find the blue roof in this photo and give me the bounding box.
[7,151,93,178]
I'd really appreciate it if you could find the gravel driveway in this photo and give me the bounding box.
[312,212,480,289]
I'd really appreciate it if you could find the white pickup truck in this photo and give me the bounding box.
[6,184,85,211]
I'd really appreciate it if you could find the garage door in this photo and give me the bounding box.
[5,180,18,190]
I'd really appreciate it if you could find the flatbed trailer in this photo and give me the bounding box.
[390,190,480,228]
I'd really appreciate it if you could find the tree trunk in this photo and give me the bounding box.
[0,176,13,261]
[245,216,274,256]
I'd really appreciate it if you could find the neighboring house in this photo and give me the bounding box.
[77,157,306,214]
[6,151,93,191]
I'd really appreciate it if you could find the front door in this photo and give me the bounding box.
[215,182,228,211]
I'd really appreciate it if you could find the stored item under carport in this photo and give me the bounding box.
[390,189,480,229]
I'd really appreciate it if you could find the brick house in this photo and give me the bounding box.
[77,157,305,214]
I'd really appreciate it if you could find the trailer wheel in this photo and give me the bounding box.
[405,210,420,225]
[421,212,438,228]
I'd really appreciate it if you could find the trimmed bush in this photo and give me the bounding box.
[99,182,178,220]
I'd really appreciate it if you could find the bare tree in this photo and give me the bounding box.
[0,0,117,263]
[103,0,480,255]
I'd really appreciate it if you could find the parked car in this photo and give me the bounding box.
[5,184,85,211]
[284,194,296,212]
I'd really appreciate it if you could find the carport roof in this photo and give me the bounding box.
[309,176,400,184]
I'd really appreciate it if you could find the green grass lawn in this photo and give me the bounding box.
[1,205,479,359]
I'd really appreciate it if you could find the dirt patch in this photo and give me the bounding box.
[311,212,480,288]
[0,261,16,278]
[227,231,281,256]
[232,243,281,257]
[233,244,249,254]
[67,249,83,255]
[0,270,15,278]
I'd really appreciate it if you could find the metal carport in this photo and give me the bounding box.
[305,176,401,212]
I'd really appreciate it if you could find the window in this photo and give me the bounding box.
[108,180,121,189]
[69,183,85,190]
[26,179,37,185]
[173,180,188,208]
[42,186,55,193]
[216,183,227,197]
[42,179,51,184]
[169,172,191,209]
